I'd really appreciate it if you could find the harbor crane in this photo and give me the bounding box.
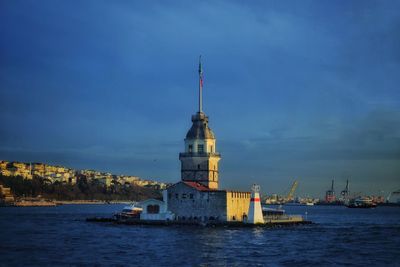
[340,179,350,201]
[386,192,392,203]
[325,179,336,202]
[286,180,298,202]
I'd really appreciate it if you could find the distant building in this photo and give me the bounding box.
[389,190,400,204]
[0,160,7,169]
[0,158,167,190]
[97,176,113,187]
[117,175,139,185]
[0,161,32,179]
[0,184,15,204]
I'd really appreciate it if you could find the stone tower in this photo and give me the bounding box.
[179,57,221,189]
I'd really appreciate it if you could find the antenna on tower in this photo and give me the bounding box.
[198,55,203,113]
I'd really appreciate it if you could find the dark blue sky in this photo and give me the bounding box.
[1,0,399,196]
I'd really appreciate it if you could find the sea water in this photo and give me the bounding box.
[0,204,399,266]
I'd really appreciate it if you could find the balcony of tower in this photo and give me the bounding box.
[179,152,221,159]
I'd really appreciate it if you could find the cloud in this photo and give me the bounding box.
[217,108,400,194]
[1,0,400,195]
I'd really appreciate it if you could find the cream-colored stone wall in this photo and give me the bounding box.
[184,138,216,153]
[167,182,227,221]
[180,155,220,189]
[167,183,252,222]
[226,191,251,222]
[204,139,216,153]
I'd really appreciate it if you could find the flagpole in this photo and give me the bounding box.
[199,55,203,113]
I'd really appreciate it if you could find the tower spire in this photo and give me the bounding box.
[198,55,203,113]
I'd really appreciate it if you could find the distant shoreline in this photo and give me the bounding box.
[1,200,135,207]
[55,200,133,205]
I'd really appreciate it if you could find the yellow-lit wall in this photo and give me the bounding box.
[226,191,251,222]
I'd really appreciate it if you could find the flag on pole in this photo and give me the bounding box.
[199,56,203,88]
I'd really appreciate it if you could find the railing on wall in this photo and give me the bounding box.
[179,152,221,158]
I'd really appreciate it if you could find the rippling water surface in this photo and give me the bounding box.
[1,204,399,266]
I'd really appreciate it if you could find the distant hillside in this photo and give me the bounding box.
[0,174,162,201]
[0,160,168,189]
[0,160,168,201]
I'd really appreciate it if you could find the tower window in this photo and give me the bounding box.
[197,144,204,153]
[188,145,193,153]
[210,145,213,153]
[197,164,200,169]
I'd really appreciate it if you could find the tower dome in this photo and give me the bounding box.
[185,112,215,140]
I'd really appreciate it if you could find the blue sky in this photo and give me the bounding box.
[1,0,399,197]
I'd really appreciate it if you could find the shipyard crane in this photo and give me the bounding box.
[386,192,392,203]
[286,180,298,202]
[340,179,350,201]
[341,180,349,196]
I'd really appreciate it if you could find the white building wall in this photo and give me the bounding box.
[139,199,174,221]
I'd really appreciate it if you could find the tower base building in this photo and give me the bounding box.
[167,181,251,222]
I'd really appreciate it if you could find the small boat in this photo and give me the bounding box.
[346,197,377,208]
[262,206,285,216]
[261,206,305,223]
[114,204,143,220]
[284,202,314,206]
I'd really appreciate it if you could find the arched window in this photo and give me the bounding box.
[147,204,160,214]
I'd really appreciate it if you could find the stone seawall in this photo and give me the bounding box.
[86,216,313,227]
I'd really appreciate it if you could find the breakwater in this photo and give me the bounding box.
[86,216,312,227]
